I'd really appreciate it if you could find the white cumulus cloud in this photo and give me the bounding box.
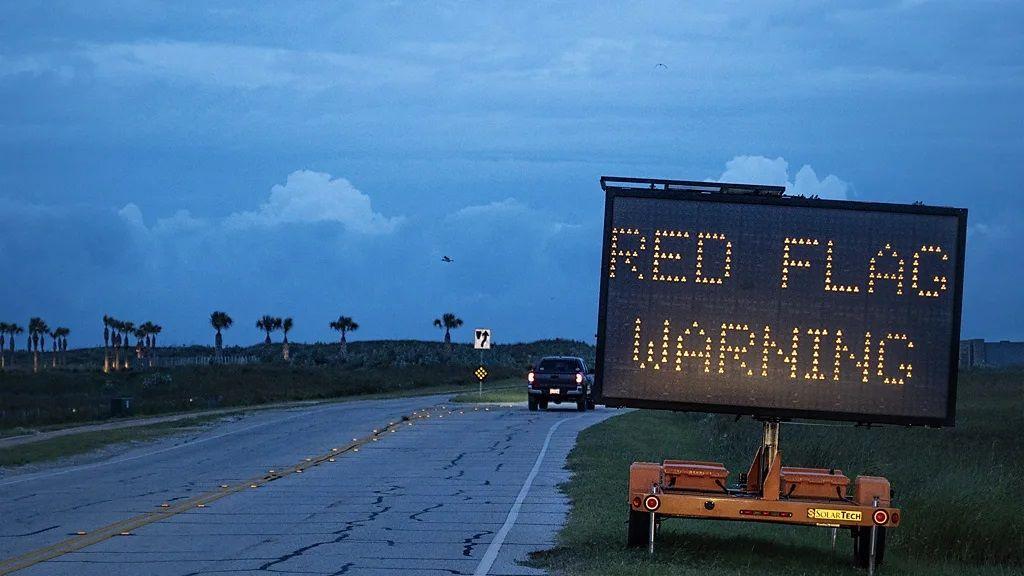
[716,155,850,200]
[226,170,404,234]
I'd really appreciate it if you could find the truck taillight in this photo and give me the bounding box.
[575,372,583,384]
[528,371,535,383]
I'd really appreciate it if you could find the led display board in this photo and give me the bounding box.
[595,178,967,426]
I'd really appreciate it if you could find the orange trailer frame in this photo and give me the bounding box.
[627,421,899,574]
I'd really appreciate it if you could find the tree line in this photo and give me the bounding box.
[0,311,467,372]
[0,319,70,372]
[102,316,163,372]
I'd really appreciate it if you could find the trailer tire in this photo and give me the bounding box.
[577,398,587,411]
[853,526,886,567]
[528,397,538,411]
[540,400,549,410]
[626,509,648,548]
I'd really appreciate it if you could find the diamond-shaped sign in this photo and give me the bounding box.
[474,366,488,381]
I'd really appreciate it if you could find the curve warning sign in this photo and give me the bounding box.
[594,178,967,426]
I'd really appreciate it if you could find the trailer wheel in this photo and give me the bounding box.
[528,397,538,411]
[852,526,886,567]
[587,399,597,410]
[577,398,587,411]
[626,509,648,548]
[540,400,549,410]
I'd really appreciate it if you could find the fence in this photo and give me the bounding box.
[151,355,261,367]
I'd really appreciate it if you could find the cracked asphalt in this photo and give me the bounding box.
[0,394,614,575]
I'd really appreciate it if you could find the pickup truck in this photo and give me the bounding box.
[527,356,595,411]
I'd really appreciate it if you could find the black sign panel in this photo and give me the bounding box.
[595,182,967,426]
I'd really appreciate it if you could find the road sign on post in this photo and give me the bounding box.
[474,329,492,350]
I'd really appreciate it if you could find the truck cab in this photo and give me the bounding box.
[527,356,595,411]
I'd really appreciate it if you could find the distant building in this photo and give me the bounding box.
[959,339,1024,368]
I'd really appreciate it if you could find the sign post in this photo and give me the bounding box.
[474,329,492,398]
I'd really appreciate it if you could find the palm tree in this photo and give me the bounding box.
[49,329,58,368]
[210,311,233,358]
[102,315,112,372]
[149,323,162,348]
[148,323,162,367]
[133,328,147,361]
[121,321,135,369]
[28,317,48,373]
[136,321,161,367]
[256,315,281,345]
[9,324,23,368]
[282,317,293,344]
[137,321,152,361]
[110,319,124,371]
[433,313,463,349]
[61,327,70,365]
[281,317,293,360]
[9,319,22,364]
[328,316,359,357]
[9,324,22,368]
[52,327,70,366]
[0,322,9,369]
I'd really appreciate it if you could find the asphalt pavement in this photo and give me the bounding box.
[0,394,615,575]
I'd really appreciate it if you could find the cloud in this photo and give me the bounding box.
[225,170,404,234]
[117,202,145,227]
[81,41,431,90]
[716,155,851,200]
[968,221,1012,241]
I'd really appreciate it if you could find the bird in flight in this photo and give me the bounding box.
[441,255,454,263]
[654,63,667,70]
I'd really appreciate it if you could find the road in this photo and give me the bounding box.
[0,394,614,575]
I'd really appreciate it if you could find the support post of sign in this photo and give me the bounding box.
[760,419,780,494]
[831,527,838,552]
[479,349,484,398]
[868,497,879,576]
[647,510,656,554]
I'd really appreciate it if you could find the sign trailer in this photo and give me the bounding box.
[595,176,967,573]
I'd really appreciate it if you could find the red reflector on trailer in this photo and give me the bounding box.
[632,496,642,508]
[643,495,660,511]
[891,511,901,525]
[873,509,889,525]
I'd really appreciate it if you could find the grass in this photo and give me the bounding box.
[0,364,520,430]
[450,383,525,403]
[0,416,218,468]
[532,368,1024,576]
[0,339,595,431]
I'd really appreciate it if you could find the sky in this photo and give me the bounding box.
[1,1,1022,347]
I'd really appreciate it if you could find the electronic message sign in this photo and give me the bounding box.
[595,178,967,426]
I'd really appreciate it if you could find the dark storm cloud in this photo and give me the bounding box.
[1,1,1021,344]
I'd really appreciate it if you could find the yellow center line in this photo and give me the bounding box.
[0,405,468,575]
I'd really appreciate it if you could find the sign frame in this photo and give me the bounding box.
[594,177,968,427]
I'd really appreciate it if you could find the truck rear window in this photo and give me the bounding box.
[538,359,581,373]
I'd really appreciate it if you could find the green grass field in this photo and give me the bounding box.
[0,416,218,468]
[533,368,1023,576]
[0,363,519,430]
[0,339,592,431]
[450,384,525,403]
